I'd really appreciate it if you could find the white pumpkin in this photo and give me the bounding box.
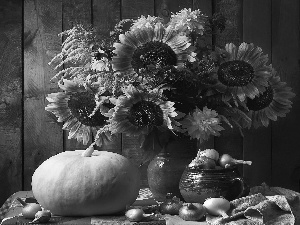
[31,149,140,216]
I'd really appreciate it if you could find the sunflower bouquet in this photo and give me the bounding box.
[46,8,295,161]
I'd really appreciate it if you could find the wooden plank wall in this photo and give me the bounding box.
[0,0,23,208]
[0,0,299,207]
[242,0,273,188]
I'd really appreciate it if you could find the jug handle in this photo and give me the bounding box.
[231,177,248,199]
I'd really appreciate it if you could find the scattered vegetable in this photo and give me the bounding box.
[125,208,144,222]
[16,197,42,219]
[189,156,216,169]
[219,154,252,168]
[190,149,253,170]
[199,149,219,161]
[30,210,51,223]
[179,203,206,221]
[203,197,230,217]
[159,193,183,215]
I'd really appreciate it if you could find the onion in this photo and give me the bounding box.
[125,208,144,222]
[159,193,183,215]
[179,203,206,221]
[219,154,252,168]
[16,197,42,219]
[31,210,51,223]
[203,198,230,217]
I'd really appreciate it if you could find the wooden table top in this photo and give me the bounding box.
[0,190,207,225]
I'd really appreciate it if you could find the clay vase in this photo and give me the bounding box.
[147,138,197,201]
[179,166,249,203]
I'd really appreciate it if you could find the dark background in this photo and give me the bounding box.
[0,0,299,207]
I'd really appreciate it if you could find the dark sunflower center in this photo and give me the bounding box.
[128,100,164,127]
[131,41,177,71]
[217,60,254,86]
[246,86,274,111]
[68,92,107,127]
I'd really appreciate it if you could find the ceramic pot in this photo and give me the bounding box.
[179,166,249,203]
[147,138,197,201]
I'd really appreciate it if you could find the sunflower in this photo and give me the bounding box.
[45,79,111,146]
[180,106,224,143]
[112,22,195,74]
[245,72,295,128]
[214,42,272,102]
[108,85,177,136]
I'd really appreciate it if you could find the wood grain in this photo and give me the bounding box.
[193,0,212,14]
[214,0,242,47]
[242,0,272,187]
[63,0,92,28]
[62,0,93,151]
[93,0,121,36]
[0,0,22,206]
[122,0,154,20]
[271,0,300,191]
[155,0,193,17]
[24,0,63,190]
[214,0,244,174]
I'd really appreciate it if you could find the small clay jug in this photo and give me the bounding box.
[147,137,197,201]
[179,166,249,204]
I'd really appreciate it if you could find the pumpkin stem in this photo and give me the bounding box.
[82,145,95,157]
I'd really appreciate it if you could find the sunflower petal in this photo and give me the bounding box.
[153,23,165,41]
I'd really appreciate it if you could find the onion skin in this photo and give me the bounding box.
[31,210,51,223]
[179,203,206,221]
[20,204,42,219]
[125,208,144,222]
[159,197,183,215]
[159,193,183,215]
[203,198,230,217]
[160,203,182,215]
